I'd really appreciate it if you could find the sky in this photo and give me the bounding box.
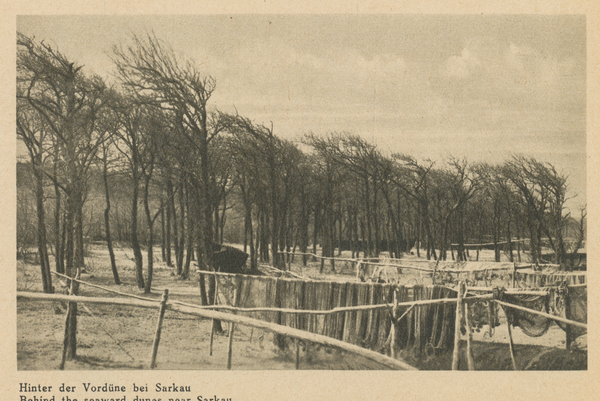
[17,15,586,212]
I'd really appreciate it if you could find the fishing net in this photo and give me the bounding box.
[502,293,552,337]
[466,299,500,334]
[550,285,587,338]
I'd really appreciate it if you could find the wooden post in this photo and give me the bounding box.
[227,276,241,370]
[452,281,465,370]
[464,302,475,370]
[18,290,418,371]
[59,300,72,370]
[512,263,516,288]
[150,289,169,369]
[501,305,518,370]
[487,301,494,338]
[390,289,399,358]
[66,270,80,360]
[365,283,376,343]
[564,288,573,349]
[209,272,219,356]
[60,274,78,369]
[295,339,300,369]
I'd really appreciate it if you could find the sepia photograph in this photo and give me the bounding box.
[14,14,588,374]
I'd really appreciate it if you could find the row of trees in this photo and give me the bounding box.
[18,32,586,302]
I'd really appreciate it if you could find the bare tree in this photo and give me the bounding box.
[502,156,550,264]
[112,95,147,289]
[391,155,436,259]
[96,98,121,284]
[113,33,220,275]
[18,32,111,359]
[16,99,53,293]
[222,114,287,267]
[305,133,382,257]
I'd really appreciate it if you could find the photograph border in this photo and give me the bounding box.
[3,1,597,400]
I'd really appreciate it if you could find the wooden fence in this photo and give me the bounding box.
[201,271,462,355]
[514,271,587,287]
[278,251,586,288]
[17,288,418,371]
[18,268,587,371]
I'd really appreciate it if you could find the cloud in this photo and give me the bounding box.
[210,37,418,121]
[225,38,408,89]
[443,48,480,78]
[435,37,584,114]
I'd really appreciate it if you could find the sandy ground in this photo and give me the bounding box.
[16,244,586,370]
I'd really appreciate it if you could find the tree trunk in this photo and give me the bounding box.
[247,203,256,269]
[364,177,372,257]
[177,180,185,274]
[260,208,270,263]
[206,274,223,333]
[299,189,309,267]
[167,177,178,270]
[214,200,220,244]
[34,166,52,293]
[64,188,82,359]
[160,207,166,262]
[165,195,172,266]
[352,207,359,259]
[337,202,343,256]
[373,175,379,256]
[183,183,192,279]
[313,204,320,260]
[75,205,85,270]
[54,172,64,274]
[143,170,155,294]
[60,212,67,270]
[457,208,466,262]
[131,172,145,289]
[506,220,514,263]
[416,215,421,258]
[220,195,227,244]
[102,159,120,285]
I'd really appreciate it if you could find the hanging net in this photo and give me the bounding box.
[502,292,552,337]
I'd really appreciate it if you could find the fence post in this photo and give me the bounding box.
[209,272,219,356]
[512,263,516,288]
[451,281,465,370]
[564,287,573,349]
[60,273,79,370]
[464,302,475,370]
[390,289,399,359]
[150,289,169,369]
[227,276,241,370]
[59,300,72,370]
[432,260,439,285]
[499,304,518,370]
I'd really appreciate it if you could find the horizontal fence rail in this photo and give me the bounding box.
[51,270,158,302]
[17,291,416,370]
[276,252,586,289]
[18,264,587,371]
[493,299,587,329]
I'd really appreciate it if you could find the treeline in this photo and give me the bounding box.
[17,32,586,301]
